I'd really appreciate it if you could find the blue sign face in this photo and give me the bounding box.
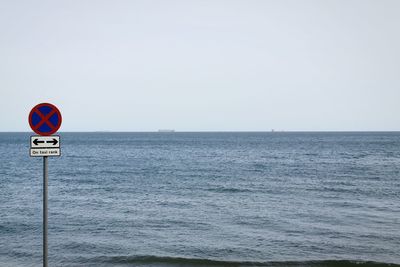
[29,103,62,136]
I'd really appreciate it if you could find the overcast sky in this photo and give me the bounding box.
[1,0,399,131]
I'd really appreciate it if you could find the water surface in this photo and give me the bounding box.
[0,132,399,266]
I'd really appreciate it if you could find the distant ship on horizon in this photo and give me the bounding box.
[158,129,175,132]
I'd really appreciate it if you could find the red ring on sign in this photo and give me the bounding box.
[28,103,62,136]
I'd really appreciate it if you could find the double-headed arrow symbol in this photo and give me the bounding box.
[33,138,58,146]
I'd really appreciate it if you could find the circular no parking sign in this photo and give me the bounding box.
[28,103,62,136]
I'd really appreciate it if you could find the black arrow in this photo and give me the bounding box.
[46,138,58,146]
[33,139,45,146]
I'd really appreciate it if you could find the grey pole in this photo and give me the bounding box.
[43,156,48,267]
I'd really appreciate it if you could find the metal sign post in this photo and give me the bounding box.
[43,156,48,267]
[28,103,62,267]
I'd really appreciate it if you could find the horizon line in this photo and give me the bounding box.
[1,130,400,133]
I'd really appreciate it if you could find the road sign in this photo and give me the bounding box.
[30,136,60,157]
[28,103,62,136]
[31,136,60,148]
[30,149,60,157]
[28,103,62,267]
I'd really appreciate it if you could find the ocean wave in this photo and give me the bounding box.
[206,187,254,193]
[91,255,400,267]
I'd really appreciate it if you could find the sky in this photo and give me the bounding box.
[1,0,399,131]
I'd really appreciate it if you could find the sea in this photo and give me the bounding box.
[0,132,399,267]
